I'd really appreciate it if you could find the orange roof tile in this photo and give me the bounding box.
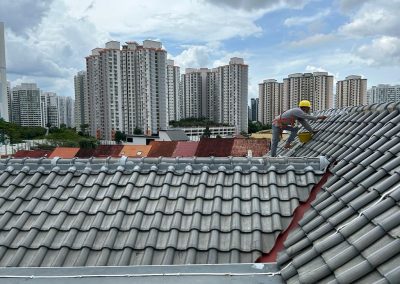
[48,147,80,158]
[120,145,152,158]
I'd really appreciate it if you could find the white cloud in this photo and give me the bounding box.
[284,9,330,27]
[305,65,328,73]
[289,33,336,48]
[204,0,310,11]
[339,1,400,37]
[68,0,266,42]
[170,45,216,70]
[357,36,400,66]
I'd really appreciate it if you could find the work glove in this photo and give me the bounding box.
[318,115,327,120]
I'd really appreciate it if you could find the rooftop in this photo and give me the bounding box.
[0,102,399,283]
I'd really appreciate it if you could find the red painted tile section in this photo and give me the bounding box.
[172,141,199,157]
[93,145,124,157]
[195,138,235,157]
[75,148,96,158]
[147,141,178,157]
[13,150,53,158]
[256,171,332,263]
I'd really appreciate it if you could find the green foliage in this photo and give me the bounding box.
[0,119,46,143]
[202,126,212,138]
[46,127,97,148]
[170,117,229,127]
[133,127,143,135]
[114,131,127,144]
[79,138,98,149]
[248,121,271,134]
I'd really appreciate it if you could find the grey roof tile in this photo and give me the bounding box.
[0,157,324,267]
[278,103,400,283]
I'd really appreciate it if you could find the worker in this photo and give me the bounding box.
[270,100,327,157]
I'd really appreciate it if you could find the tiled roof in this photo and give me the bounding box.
[119,145,152,158]
[74,148,96,158]
[231,138,269,157]
[277,103,400,283]
[0,157,325,267]
[195,138,235,157]
[147,141,177,157]
[93,145,124,158]
[48,147,80,158]
[172,141,199,157]
[12,150,52,158]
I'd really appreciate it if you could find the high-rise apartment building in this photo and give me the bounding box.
[250,98,259,122]
[41,92,59,127]
[215,57,248,133]
[58,96,74,128]
[166,60,180,122]
[283,72,333,111]
[368,84,400,104]
[0,22,8,121]
[181,68,203,118]
[258,79,284,125]
[336,75,367,108]
[74,71,88,132]
[6,81,11,121]
[179,58,248,133]
[11,83,42,127]
[86,40,167,139]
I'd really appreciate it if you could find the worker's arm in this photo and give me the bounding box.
[294,109,327,121]
[298,118,314,132]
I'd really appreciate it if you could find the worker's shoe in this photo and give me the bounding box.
[284,143,292,149]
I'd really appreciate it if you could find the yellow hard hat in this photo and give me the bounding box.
[299,100,311,108]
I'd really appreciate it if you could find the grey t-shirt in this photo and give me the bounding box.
[273,107,318,132]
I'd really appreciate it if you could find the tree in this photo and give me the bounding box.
[202,126,211,138]
[114,131,127,144]
[133,127,143,135]
[80,124,89,137]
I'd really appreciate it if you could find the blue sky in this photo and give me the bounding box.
[1,0,400,100]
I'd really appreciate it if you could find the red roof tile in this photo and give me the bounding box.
[231,138,269,157]
[75,148,96,158]
[195,138,235,157]
[49,147,80,158]
[13,150,52,158]
[147,141,177,157]
[93,145,124,157]
[172,141,199,157]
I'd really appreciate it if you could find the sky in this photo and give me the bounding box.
[1,0,400,100]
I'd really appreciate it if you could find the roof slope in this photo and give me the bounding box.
[231,138,269,157]
[162,129,190,141]
[48,147,80,158]
[195,138,235,157]
[13,150,52,158]
[147,141,177,157]
[0,157,325,267]
[277,103,400,283]
[120,145,152,158]
[93,145,124,158]
[74,148,96,158]
[172,141,199,157]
